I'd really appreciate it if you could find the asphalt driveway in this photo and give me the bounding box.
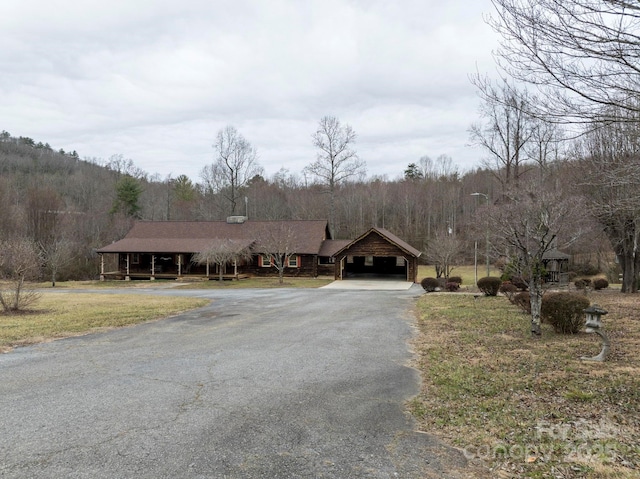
[0,286,470,478]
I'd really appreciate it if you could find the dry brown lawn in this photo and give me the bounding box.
[0,293,209,353]
[410,289,640,478]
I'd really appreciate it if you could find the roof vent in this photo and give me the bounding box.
[226,215,248,224]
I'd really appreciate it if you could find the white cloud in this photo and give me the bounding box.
[0,0,499,182]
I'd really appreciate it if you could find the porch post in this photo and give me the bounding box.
[234,258,238,279]
[125,254,130,281]
[206,260,210,278]
[100,254,105,281]
[151,254,155,280]
[178,254,182,277]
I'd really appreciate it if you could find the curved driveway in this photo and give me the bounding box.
[0,286,469,478]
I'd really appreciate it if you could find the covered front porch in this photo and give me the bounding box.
[99,252,249,281]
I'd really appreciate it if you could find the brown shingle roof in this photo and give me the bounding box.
[318,239,352,257]
[332,227,422,258]
[97,220,329,254]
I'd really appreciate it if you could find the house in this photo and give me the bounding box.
[96,218,421,282]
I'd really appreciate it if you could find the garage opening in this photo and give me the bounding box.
[344,255,407,280]
[332,227,421,283]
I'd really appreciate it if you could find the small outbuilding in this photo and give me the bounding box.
[332,227,422,283]
[542,249,572,284]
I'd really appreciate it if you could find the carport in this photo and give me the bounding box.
[333,227,421,283]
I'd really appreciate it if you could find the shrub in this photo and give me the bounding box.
[513,292,531,314]
[500,282,518,302]
[593,278,609,290]
[511,276,529,291]
[541,292,590,334]
[448,276,462,285]
[421,277,440,292]
[567,271,578,281]
[445,282,460,292]
[574,263,600,276]
[574,278,591,290]
[477,276,502,296]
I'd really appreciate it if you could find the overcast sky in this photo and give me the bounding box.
[1,0,500,183]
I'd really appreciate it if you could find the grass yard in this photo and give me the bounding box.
[0,293,209,353]
[410,290,640,478]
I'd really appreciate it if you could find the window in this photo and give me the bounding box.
[396,256,405,267]
[318,256,335,265]
[365,256,374,266]
[131,253,140,264]
[287,256,299,268]
[260,255,272,267]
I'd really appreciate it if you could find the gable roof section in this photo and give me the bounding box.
[97,220,330,255]
[318,239,352,257]
[542,249,571,260]
[333,227,422,258]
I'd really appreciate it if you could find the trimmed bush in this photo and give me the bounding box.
[477,276,502,296]
[445,282,460,292]
[500,282,518,301]
[511,276,529,291]
[421,277,440,292]
[513,292,531,314]
[448,276,462,285]
[541,292,590,334]
[574,263,600,276]
[593,278,609,290]
[574,278,591,290]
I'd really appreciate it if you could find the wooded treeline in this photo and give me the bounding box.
[0,129,610,282]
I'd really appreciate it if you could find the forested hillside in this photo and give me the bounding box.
[0,129,613,282]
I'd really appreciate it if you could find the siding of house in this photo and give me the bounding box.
[242,254,318,278]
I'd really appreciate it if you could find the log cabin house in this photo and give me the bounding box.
[97,217,421,282]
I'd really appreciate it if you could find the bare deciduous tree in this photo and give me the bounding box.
[576,109,640,292]
[424,229,463,279]
[488,181,585,335]
[192,239,252,281]
[255,223,299,284]
[39,238,77,287]
[488,0,640,122]
[306,116,365,236]
[201,126,263,216]
[469,77,535,187]
[0,238,42,312]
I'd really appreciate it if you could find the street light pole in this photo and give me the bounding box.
[471,192,490,277]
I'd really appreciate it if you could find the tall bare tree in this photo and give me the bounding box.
[469,77,535,187]
[306,116,365,236]
[488,0,640,123]
[201,126,263,216]
[576,108,640,292]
